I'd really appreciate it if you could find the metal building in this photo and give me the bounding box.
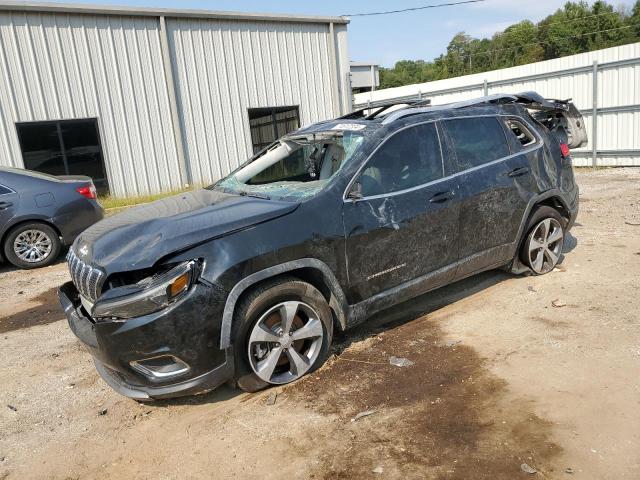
[0,1,351,196]
[350,61,379,93]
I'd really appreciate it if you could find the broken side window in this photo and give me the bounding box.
[505,119,537,148]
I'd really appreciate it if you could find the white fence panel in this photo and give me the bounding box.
[354,43,640,167]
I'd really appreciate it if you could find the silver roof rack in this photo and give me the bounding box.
[380,93,519,125]
[339,98,431,120]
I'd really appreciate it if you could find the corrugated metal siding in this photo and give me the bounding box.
[355,43,640,167]
[0,11,182,197]
[167,17,340,186]
[334,24,351,115]
[350,65,379,89]
[0,10,349,196]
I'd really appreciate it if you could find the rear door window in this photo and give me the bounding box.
[442,117,510,172]
[358,123,443,197]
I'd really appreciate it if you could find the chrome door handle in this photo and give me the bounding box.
[0,201,13,210]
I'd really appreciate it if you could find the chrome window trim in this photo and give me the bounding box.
[0,184,16,196]
[343,114,542,203]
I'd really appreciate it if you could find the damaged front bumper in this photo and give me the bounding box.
[58,281,234,401]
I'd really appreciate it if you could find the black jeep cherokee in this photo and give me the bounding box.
[59,92,587,401]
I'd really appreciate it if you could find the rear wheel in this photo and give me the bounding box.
[520,206,565,275]
[233,277,333,393]
[3,222,61,269]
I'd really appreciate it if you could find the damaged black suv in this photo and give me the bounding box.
[59,92,586,401]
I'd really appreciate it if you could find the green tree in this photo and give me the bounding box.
[376,0,640,90]
[627,0,640,38]
[444,33,474,76]
[493,21,544,68]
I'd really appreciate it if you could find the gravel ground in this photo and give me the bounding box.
[0,168,638,479]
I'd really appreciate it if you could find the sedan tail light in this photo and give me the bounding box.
[76,184,97,200]
[560,143,571,158]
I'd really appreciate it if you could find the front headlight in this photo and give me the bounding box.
[92,260,197,319]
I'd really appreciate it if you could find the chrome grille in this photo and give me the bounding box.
[66,248,105,301]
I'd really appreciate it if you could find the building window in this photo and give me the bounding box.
[16,118,109,195]
[248,106,300,154]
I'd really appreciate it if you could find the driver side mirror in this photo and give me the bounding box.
[347,181,363,201]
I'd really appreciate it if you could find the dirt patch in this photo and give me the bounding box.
[0,287,61,334]
[290,317,560,479]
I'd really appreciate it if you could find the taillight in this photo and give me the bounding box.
[560,143,570,158]
[76,184,97,200]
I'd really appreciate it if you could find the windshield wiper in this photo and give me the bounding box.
[238,190,271,200]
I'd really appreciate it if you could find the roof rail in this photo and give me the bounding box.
[380,93,519,125]
[339,98,431,120]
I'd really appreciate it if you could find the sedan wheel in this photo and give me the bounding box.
[13,229,53,263]
[4,222,61,269]
[247,300,324,385]
[526,218,564,274]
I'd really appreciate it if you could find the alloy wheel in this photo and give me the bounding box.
[13,229,53,263]
[247,300,324,385]
[527,218,563,274]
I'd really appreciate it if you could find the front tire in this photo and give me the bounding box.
[233,277,333,393]
[520,206,565,275]
[3,222,61,269]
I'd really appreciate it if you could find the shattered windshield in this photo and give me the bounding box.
[212,131,365,201]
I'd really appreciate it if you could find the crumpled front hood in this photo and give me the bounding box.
[74,189,299,273]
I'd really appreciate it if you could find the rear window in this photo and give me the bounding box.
[0,184,12,195]
[442,117,510,171]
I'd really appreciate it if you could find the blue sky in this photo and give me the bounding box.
[48,0,635,66]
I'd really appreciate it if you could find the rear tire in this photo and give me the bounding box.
[233,276,333,393]
[3,222,61,269]
[519,206,565,275]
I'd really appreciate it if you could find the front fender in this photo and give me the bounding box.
[218,258,348,349]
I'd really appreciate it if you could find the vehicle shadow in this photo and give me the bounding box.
[0,286,63,333]
[0,251,68,274]
[563,231,578,253]
[333,269,513,354]
[151,381,242,408]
